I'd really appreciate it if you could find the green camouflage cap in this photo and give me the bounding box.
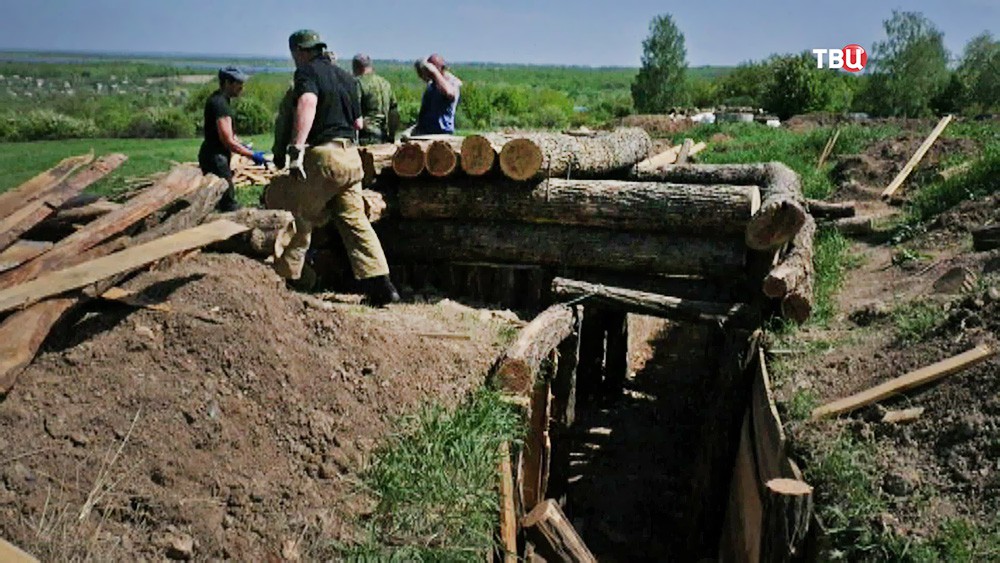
[288,29,327,50]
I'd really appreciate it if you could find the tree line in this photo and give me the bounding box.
[633,11,999,119]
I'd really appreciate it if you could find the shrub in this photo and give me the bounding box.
[126,106,194,138]
[7,109,98,141]
[232,96,273,135]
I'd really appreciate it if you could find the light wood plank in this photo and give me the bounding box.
[812,343,995,419]
[0,241,53,273]
[0,220,247,314]
[881,115,953,199]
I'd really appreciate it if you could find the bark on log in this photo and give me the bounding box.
[560,269,743,302]
[494,304,576,396]
[629,162,807,250]
[830,216,876,236]
[805,199,855,219]
[384,221,746,277]
[362,189,393,223]
[358,143,397,185]
[551,277,745,324]
[498,128,652,181]
[424,138,463,178]
[0,153,93,218]
[760,479,813,563]
[763,215,816,301]
[0,173,230,395]
[207,208,296,259]
[0,164,204,290]
[522,500,597,563]
[397,179,761,235]
[0,155,126,252]
[460,133,512,176]
[391,141,428,178]
[972,224,1000,252]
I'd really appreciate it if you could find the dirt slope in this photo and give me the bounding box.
[0,253,515,560]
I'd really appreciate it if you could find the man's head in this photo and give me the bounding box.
[288,29,327,67]
[218,66,248,97]
[352,53,373,77]
[427,53,447,71]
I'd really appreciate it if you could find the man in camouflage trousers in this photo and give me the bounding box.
[352,53,399,145]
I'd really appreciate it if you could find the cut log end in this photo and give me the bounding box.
[460,135,497,176]
[766,478,813,496]
[495,361,533,396]
[500,138,544,181]
[392,142,426,178]
[746,201,807,250]
[425,140,459,177]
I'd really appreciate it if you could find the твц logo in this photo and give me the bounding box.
[812,44,867,72]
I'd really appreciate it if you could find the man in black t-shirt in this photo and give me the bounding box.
[264,30,398,306]
[198,66,267,212]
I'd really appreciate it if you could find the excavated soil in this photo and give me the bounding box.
[0,253,518,560]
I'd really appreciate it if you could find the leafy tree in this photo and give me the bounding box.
[763,53,835,119]
[862,11,949,117]
[956,32,1000,113]
[631,14,688,112]
[716,60,770,107]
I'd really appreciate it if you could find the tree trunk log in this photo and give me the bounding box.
[629,162,807,250]
[397,179,760,235]
[0,153,93,218]
[0,173,230,396]
[359,143,397,185]
[763,215,816,300]
[0,164,204,290]
[384,221,746,277]
[424,138,463,178]
[522,500,597,563]
[559,268,744,302]
[494,304,576,396]
[0,154,126,252]
[760,478,813,563]
[460,133,512,176]
[552,277,745,323]
[805,199,854,219]
[207,208,296,259]
[391,141,428,178]
[499,128,652,181]
[972,224,1000,251]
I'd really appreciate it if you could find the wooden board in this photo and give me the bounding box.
[0,537,39,563]
[0,153,93,218]
[881,115,953,199]
[498,442,517,563]
[811,343,996,419]
[0,220,247,314]
[0,241,53,273]
[521,380,552,512]
[751,348,796,485]
[719,411,763,563]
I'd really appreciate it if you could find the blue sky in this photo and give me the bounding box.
[0,0,994,66]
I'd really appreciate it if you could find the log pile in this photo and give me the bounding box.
[0,156,275,396]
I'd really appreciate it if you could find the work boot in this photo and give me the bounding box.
[362,275,400,307]
[216,187,242,213]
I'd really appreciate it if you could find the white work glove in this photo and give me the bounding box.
[286,144,306,180]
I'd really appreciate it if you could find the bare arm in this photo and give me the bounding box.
[292,92,318,146]
[216,116,254,158]
[425,65,457,100]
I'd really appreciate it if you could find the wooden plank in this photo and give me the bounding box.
[521,380,551,512]
[719,410,763,563]
[0,240,53,273]
[522,500,597,563]
[881,115,953,199]
[751,347,794,485]
[0,163,202,290]
[816,128,840,169]
[882,407,924,424]
[812,343,996,420]
[676,138,695,164]
[498,442,518,563]
[0,537,39,563]
[0,220,247,314]
[0,153,93,217]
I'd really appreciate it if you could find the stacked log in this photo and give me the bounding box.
[498,127,651,181]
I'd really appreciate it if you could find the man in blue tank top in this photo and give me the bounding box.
[413,54,461,135]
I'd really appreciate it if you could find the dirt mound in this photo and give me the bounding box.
[831,135,979,202]
[619,114,694,136]
[0,253,515,560]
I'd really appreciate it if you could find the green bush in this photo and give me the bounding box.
[232,96,273,135]
[126,106,194,138]
[5,109,98,141]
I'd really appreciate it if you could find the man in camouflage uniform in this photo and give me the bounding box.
[352,53,399,145]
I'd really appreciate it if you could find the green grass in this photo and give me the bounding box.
[811,228,860,326]
[339,388,521,560]
[892,299,946,344]
[0,133,272,198]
